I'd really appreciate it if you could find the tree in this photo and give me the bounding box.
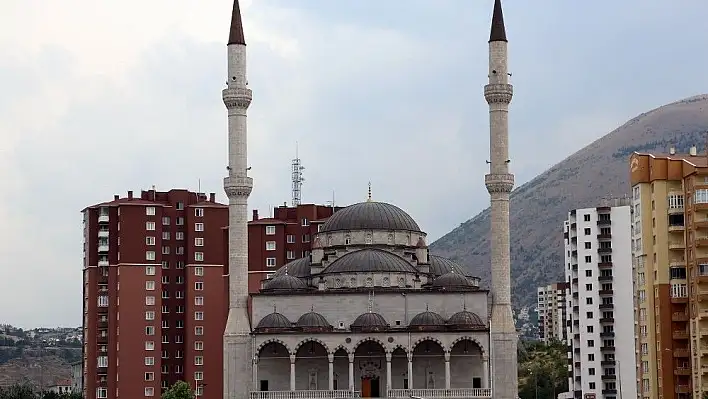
[518,339,568,399]
[0,382,37,399]
[162,381,194,399]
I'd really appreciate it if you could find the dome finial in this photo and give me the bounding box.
[285,265,289,276]
[367,181,372,202]
[311,304,315,312]
[461,294,467,311]
[367,290,374,313]
[273,303,277,313]
[425,303,429,312]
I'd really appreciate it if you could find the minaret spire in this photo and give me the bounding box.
[228,0,246,45]
[489,0,507,43]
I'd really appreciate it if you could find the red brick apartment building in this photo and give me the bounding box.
[246,203,343,293]
[82,189,228,399]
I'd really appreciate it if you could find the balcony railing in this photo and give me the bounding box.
[672,312,689,322]
[98,214,109,223]
[249,390,493,399]
[388,389,492,398]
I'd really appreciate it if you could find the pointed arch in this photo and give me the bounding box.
[449,336,486,357]
[412,336,446,352]
[256,338,291,356]
[390,343,408,354]
[293,337,330,354]
[331,344,351,355]
[353,336,389,353]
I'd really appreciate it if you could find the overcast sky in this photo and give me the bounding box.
[2,0,708,328]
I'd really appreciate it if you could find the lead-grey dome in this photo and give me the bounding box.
[351,312,389,332]
[409,311,446,327]
[263,274,308,291]
[321,249,418,274]
[429,255,466,277]
[432,271,474,289]
[447,311,486,328]
[255,312,292,331]
[296,311,332,329]
[273,257,311,278]
[320,201,421,233]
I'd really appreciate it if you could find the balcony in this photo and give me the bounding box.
[675,367,691,376]
[97,319,108,328]
[601,375,616,381]
[572,278,578,285]
[599,289,613,296]
[98,230,109,238]
[602,390,617,395]
[668,206,684,215]
[698,290,708,301]
[671,295,689,304]
[599,304,614,310]
[570,222,577,230]
[669,240,685,250]
[571,250,578,257]
[597,219,611,226]
[600,332,615,338]
[597,233,612,240]
[98,260,109,267]
[597,247,613,254]
[573,333,580,340]
[572,264,578,272]
[675,385,690,394]
[600,360,616,366]
[696,219,708,229]
[97,335,108,344]
[598,262,612,269]
[573,306,579,313]
[98,214,109,223]
[673,312,689,322]
[600,346,615,351]
[674,348,690,358]
[598,275,613,282]
[98,244,109,252]
[673,330,690,340]
[600,318,614,324]
[669,224,685,232]
[572,292,578,299]
[670,259,686,267]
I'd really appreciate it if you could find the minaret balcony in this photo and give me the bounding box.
[223,87,252,109]
[483,84,512,104]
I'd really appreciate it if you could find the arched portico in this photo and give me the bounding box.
[255,341,291,391]
[412,339,446,389]
[354,340,387,397]
[450,338,489,389]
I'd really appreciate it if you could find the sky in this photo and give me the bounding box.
[2,0,708,328]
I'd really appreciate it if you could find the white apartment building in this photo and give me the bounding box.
[537,282,570,343]
[563,203,637,399]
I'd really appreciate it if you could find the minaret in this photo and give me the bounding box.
[222,1,253,399]
[483,1,518,398]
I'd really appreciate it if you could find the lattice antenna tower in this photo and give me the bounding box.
[291,142,305,206]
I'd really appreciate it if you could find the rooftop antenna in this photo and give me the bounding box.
[326,191,336,208]
[198,178,201,196]
[292,142,305,206]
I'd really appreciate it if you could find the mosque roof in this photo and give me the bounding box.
[254,312,291,330]
[262,274,308,291]
[272,257,311,278]
[321,249,418,274]
[409,311,446,327]
[296,311,332,329]
[447,310,486,328]
[320,201,421,233]
[432,271,474,289]
[351,312,389,329]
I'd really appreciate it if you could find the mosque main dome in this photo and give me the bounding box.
[319,201,421,233]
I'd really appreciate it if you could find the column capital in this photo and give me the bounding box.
[253,355,259,364]
[444,351,451,362]
[407,352,413,362]
[482,354,489,362]
[328,353,334,363]
[385,352,392,362]
[348,353,355,363]
[290,354,296,364]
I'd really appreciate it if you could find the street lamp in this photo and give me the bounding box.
[529,368,538,399]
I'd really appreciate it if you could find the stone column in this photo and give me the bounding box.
[385,352,392,392]
[482,355,489,389]
[290,354,296,391]
[328,354,335,391]
[252,356,259,388]
[348,353,355,392]
[444,352,451,390]
[407,352,413,389]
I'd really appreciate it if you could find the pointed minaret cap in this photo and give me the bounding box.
[488,0,508,43]
[228,0,246,45]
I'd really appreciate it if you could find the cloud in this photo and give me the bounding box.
[3,0,708,327]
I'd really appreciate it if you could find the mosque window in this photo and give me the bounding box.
[345,236,351,245]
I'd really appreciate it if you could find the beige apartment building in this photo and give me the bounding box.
[630,146,708,399]
[537,282,569,343]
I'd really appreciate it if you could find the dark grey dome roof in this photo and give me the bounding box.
[255,312,292,329]
[429,255,466,277]
[320,201,421,233]
[273,257,311,278]
[263,274,308,291]
[296,311,332,328]
[447,311,485,327]
[321,249,418,274]
[432,271,473,289]
[351,312,389,328]
[409,311,446,326]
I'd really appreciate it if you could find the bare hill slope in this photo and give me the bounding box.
[430,94,708,309]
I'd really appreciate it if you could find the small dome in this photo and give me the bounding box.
[429,255,465,277]
[351,312,389,331]
[447,311,486,328]
[409,311,446,327]
[321,249,418,274]
[320,201,421,233]
[296,311,332,329]
[432,271,473,289]
[255,312,292,330]
[273,257,311,278]
[263,274,308,291]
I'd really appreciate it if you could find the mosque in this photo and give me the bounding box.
[221,1,518,398]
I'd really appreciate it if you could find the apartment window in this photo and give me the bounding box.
[145,266,156,276]
[585,284,592,291]
[195,223,204,232]
[195,311,204,321]
[162,261,169,269]
[97,356,108,368]
[146,222,156,231]
[588,368,595,375]
[161,290,169,299]
[584,228,591,235]
[266,258,276,268]
[175,291,184,299]
[175,365,183,374]
[162,320,169,328]
[287,234,295,243]
[176,246,184,255]
[146,251,156,261]
[194,341,204,351]
[177,261,185,269]
[146,281,156,291]
[176,232,184,240]
[98,296,108,307]
[696,189,708,204]
[176,305,184,313]
[266,226,276,235]
[195,282,204,290]
[162,217,170,226]
[195,326,204,335]
[176,217,184,225]
[175,276,184,284]
[287,250,295,260]
[162,335,169,344]
[96,388,108,398]
[195,296,204,306]
[162,232,170,241]
[161,305,168,314]
[196,386,204,397]
[266,241,276,251]
[145,311,155,321]
[145,357,155,366]
[584,255,591,263]
[302,234,310,243]
[195,208,204,217]
[195,237,204,247]
[145,206,156,216]
[586,312,593,319]
[587,326,593,333]
[585,270,592,277]
[588,354,594,361]
[588,382,595,390]
[587,340,594,347]
[302,218,309,226]
[145,296,155,306]
[195,252,204,261]
[175,335,183,343]
[146,326,155,335]
[145,387,155,397]
[145,372,154,381]
[145,341,155,351]
[162,246,170,255]
[583,214,590,222]
[195,267,204,276]
[584,242,591,249]
[586,298,593,305]
[194,372,204,381]
[176,202,184,210]
[195,356,204,366]
[146,236,156,246]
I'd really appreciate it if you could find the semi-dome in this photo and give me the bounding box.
[409,311,446,327]
[263,274,308,291]
[351,312,389,332]
[320,201,421,233]
[432,271,474,289]
[429,255,466,277]
[321,249,418,274]
[447,310,486,329]
[255,312,292,331]
[296,311,332,330]
[272,257,311,278]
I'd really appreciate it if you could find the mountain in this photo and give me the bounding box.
[430,94,708,309]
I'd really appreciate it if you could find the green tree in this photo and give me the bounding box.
[0,382,37,399]
[162,381,194,399]
[518,339,568,399]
